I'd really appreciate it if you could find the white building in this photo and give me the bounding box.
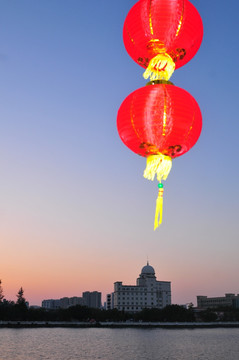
[114,262,171,312]
[197,293,239,309]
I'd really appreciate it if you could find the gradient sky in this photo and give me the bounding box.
[0,0,238,307]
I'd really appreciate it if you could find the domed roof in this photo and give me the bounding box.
[141,262,155,275]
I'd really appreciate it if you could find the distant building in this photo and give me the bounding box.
[197,293,239,309]
[42,299,60,309]
[82,291,101,309]
[106,293,114,310]
[68,296,86,307]
[42,296,85,309]
[114,262,171,312]
[59,297,70,309]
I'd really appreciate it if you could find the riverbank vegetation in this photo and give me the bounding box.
[1,301,239,323]
[0,302,195,322]
[1,281,239,322]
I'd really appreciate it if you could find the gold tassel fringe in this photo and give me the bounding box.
[143,154,172,182]
[143,53,175,81]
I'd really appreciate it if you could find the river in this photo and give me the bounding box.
[0,327,239,359]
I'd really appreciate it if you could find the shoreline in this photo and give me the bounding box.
[1,321,239,329]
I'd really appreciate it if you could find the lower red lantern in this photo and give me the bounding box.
[117,81,202,229]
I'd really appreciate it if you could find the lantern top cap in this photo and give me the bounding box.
[146,80,174,86]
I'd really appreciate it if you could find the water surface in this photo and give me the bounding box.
[1,327,239,359]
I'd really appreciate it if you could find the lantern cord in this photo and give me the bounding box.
[143,53,175,81]
[143,154,172,182]
[154,186,164,230]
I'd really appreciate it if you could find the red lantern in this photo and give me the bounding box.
[117,82,202,158]
[117,81,202,228]
[117,0,203,229]
[123,0,203,80]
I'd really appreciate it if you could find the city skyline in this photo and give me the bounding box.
[1,0,239,307]
[1,259,238,308]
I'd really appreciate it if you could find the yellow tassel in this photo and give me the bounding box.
[143,53,175,81]
[154,187,164,230]
[143,154,172,182]
[143,154,172,230]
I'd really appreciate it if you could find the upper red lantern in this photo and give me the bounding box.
[123,0,203,80]
[117,82,202,160]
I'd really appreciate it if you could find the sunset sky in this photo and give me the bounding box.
[0,0,239,307]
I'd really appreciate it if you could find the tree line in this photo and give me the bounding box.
[1,280,239,322]
[0,279,29,321]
